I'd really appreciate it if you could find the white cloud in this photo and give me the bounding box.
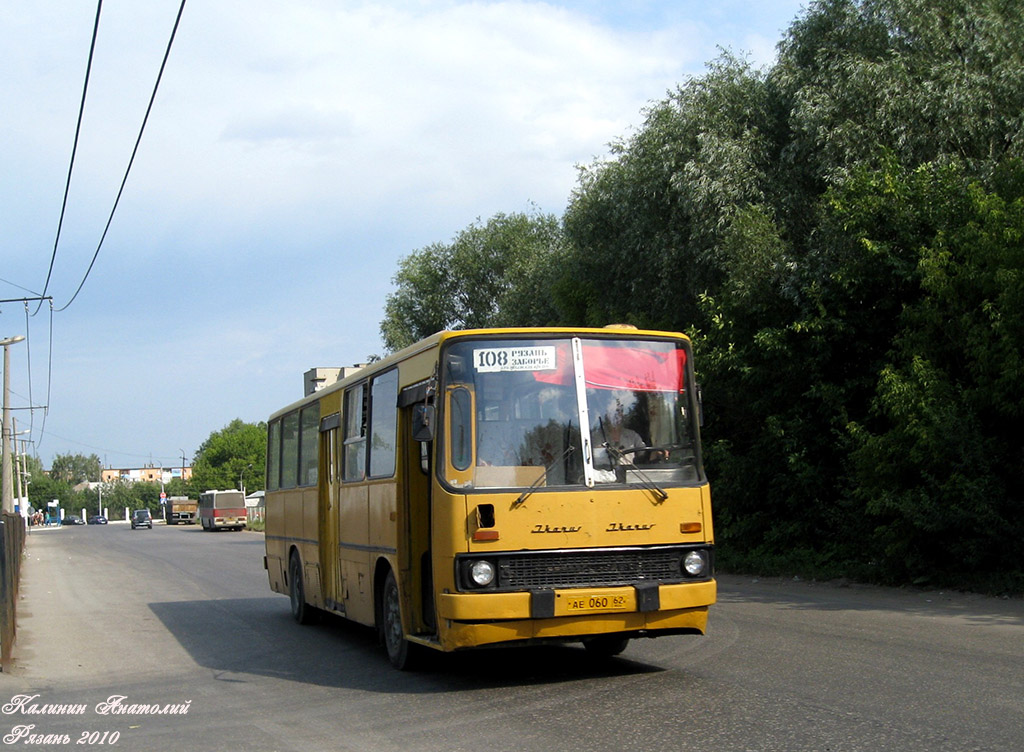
[132,1,701,220]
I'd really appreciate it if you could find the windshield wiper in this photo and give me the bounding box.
[603,443,669,503]
[512,445,575,509]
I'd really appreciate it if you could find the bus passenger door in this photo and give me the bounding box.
[318,424,343,614]
[403,408,434,634]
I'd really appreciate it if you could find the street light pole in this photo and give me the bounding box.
[239,463,253,495]
[2,335,27,514]
[12,419,30,513]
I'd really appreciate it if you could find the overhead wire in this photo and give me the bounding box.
[26,427,184,467]
[54,0,188,313]
[27,1,188,457]
[34,0,104,316]
[22,303,35,438]
[0,278,42,297]
[22,300,56,453]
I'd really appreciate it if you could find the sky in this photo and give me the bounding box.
[1,0,806,470]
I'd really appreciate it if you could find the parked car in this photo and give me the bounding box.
[64,516,86,525]
[130,509,153,529]
[88,515,107,525]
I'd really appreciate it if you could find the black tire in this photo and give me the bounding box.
[289,551,314,625]
[583,635,630,657]
[380,570,416,670]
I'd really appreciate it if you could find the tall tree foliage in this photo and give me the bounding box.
[380,211,566,351]
[562,53,778,331]
[843,159,1024,587]
[191,419,267,494]
[49,452,102,484]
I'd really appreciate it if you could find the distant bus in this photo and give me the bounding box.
[265,326,715,668]
[198,490,247,531]
[165,496,198,525]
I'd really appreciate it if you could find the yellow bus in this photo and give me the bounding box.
[264,327,715,668]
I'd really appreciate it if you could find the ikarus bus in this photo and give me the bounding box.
[264,326,715,668]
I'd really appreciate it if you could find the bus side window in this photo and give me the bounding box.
[369,370,398,478]
[343,384,367,482]
[267,419,281,491]
[281,412,299,489]
[300,405,319,486]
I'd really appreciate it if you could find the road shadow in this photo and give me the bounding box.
[148,597,664,694]
[717,574,1024,627]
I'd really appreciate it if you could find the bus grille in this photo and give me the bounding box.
[497,548,686,590]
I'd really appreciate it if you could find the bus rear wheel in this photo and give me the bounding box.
[289,551,314,625]
[380,570,416,670]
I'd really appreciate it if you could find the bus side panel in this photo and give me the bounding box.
[369,481,397,561]
[265,492,287,596]
[339,483,372,624]
[301,487,323,607]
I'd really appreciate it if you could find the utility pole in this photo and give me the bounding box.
[12,417,27,513]
[2,335,26,514]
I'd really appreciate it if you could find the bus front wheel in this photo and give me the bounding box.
[380,570,416,670]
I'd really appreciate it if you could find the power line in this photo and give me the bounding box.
[0,278,41,297]
[30,428,186,467]
[55,0,189,313]
[35,0,104,316]
[33,301,55,454]
[17,2,189,456]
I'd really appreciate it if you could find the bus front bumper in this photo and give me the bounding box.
[435,579,715,650]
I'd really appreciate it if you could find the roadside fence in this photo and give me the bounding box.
[0,512,27,671]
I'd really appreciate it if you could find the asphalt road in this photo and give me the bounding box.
[3,521,1022,752]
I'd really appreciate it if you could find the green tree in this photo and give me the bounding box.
[561,52,776,332]
[20,454,72,513]
[191,419,267,494]
[380,211,566,351]
[774,0,1024,187]
[843,160,1024,589]
[49,453,102,484]
[163,477,189,498]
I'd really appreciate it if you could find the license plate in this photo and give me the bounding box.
[560,590,632,614]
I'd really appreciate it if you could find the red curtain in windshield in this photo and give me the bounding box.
[535,342,686,392]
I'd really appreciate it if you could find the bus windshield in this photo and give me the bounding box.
[442,336,701,491]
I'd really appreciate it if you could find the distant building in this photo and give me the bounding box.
[304,365,366,396]
[245,490,265,522]
[100,465,193,484]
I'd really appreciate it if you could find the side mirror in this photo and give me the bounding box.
[412,404,435,442]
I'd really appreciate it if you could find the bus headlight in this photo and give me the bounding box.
[683,550,707,577]
[469,559,496,587]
